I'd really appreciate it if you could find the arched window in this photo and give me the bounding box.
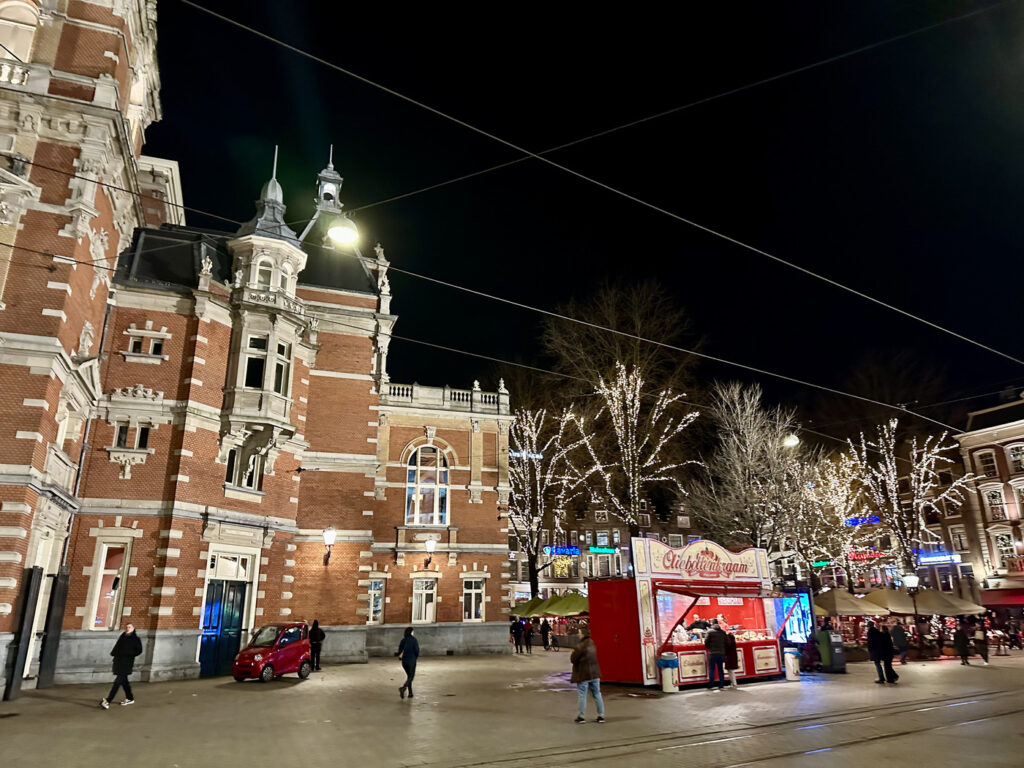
[1006,444,1024,474]
[255,261,273,289]
[0,1,40,63]
[405,446,448,525]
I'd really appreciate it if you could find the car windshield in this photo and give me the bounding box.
[250,625,284,647]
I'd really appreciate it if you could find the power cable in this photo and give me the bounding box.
[178,0,1024,369]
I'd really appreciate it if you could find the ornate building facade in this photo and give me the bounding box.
[1,1,511,691]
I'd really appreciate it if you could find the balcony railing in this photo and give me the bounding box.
[381,382,509,415]
[0,61,29,86]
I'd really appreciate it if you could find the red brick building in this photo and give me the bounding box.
[1,1,511,690]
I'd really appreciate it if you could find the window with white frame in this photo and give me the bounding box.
[943,499,959,518]
[597,554,612,577]
[224,448,264,491]
[638,513,651,527]
[541,529,550,546]
[508,533,518,551]
[984,488,1008,521]
[208,552,251,580]
[0,2,39,63]
[668,534,683,547]
[949,527,969,552]
[596,530,609,546]
[584,530,593,546]
[273,341,291,395]
[405,446,449,525]
[1016,486,1024,515]
[677,515,691,529]
[88,541,130,630]
[612,529,621,545]
[569,530,578,546]
[462,579,484,621]
[368,579,385,624]
[594,510,609,523]
[995,533,1017,565]
[256,261,273,289]
[244,335,268,388]
[412,578,437,623]
[1009,445,1024,474]
[977,452,998,478]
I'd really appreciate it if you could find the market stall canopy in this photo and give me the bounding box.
[509,597,542,617]
[935,593,986,616]
[551,592,589,616]
[815,589,890,616]
[914,588,964,616]
[862,589,919,615]
[525,596,561,617]
[814,603,829,617]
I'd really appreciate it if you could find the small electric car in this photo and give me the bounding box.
[232,621,312,682]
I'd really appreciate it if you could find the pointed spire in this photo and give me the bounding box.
[272,144,279,179]
[328,144,334,170]
[236,145,298,243]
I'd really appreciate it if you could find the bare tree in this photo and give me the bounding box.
[570,362,699,527]
[848,418,974,573]
[507,407,593,597]
[687,382,802,554]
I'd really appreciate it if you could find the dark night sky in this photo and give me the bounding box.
[144,1,1024,428]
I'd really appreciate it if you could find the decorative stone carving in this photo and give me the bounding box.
[425,425,436,442]
[472,419,480,434]
[473,380,481,391]
[498,378,508,394]
[89,228,112,299]
[109,450,148,479]
[469,485,483,504]
[78,321,95,357]
[113,384,162,401]
[200,254,213,276]
[234,269,243,288]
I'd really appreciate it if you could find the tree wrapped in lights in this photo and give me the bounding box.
[572,362,699,527]
[688,382,801,554]
[507,407,595,597]
[847,418,974,573]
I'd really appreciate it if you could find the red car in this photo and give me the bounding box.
[233,622,313,682]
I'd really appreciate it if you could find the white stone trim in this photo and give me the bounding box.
[46,281,72,295]
[308,370,374,381]
[0,527,28,538]
[21,398,49,410]
[41,308,67,321]
[15,431,43,442]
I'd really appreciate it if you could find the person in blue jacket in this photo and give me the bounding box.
[396,626,420,699]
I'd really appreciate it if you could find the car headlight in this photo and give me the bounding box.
[253,654,263,662]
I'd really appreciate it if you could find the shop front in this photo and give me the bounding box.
[590,538,810,687]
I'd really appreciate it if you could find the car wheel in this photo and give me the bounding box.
[259,664,275,683]
[298,660,312,679]
[234,676,247,683]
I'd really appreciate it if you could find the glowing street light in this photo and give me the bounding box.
[322,526,336,566]
[782,434,800,448]
[327,216,358,245]
[424,537,437,568]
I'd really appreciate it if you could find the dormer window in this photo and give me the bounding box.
[256,263,273,289]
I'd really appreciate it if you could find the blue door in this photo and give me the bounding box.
[199,579,247,677]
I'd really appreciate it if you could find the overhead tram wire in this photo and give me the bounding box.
[179,0,1024,370]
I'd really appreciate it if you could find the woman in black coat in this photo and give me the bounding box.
[309,619,326,671]
[953,623,971,665]
[101,623,143,709]
[396,627,420,699]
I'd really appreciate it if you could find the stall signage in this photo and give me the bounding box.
[753,646,780,673]
[648,539,764,583]
[849,550,886,561]
[918,552,962,565]
[542,546,580,556]
[716,597,744,606]
[589,546,616,554]
[845,515,881,526]
[677,651,708,681]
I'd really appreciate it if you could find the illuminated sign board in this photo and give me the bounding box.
[918,552,962,565]
[849,550,886,561]
[542,546,580,556]
[509,450,544,460]
[812,560,831,568]
[589,546,616,554]
[845,515,881,526]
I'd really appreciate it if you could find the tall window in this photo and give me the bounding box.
[637,513,651,527]
[596,530,609,546]
[584,531,593,546]
[995,533,1017,565]
[412,578,437,623]
[950,527,969,552]
[985,488,1008,521]
[612,529,621,545]
[1009,446,1024,473]
[462,579,484,621]
[405,447,448,525]
[569,531,579,546]
[244,335,268,388]
[225,448,263,491]
[977,452,998,477]
[89,542,129,630]
[256,262,273,289]
[368,579,385,624]
[273,341,291,395]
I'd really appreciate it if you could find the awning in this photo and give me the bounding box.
[509,596,542,617]
[981,588,1024,607]
[941,594,986,615]
[549,592,588,616]
[815,589,890,617]
[863,589,920,615]
[864,588,982,615]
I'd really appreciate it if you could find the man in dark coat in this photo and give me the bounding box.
[704,620,728,691]
[396,626,420,699]
[891,623,909,665]
[101,623,143,708]
[309,619,326,671]
[570,628,605,723]
[510,619,524,654]
[866,620,887,684]
[953,623,971,665]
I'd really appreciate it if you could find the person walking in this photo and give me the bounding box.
[891,622,909,665]
[309,619,326,671]
[511,619,524,654]
[524,620,534,654]
[541,618,551,651]
[953,622,971,665]
[867,620,887,684]
[724,625,740,690]
[396,627,420,699]
[881,625,899,683]
[973,623,990,666]
[570,628,605,723]
[704,619,727,691]
[100,622,143,709]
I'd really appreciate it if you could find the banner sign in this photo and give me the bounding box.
[638,538,771,588]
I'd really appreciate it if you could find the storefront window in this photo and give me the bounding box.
[412,578,437,623]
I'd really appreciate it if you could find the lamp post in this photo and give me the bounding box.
[424,538,436,568]
[322,526,336,566]
[904,572,921,651]
[782,433,800,448]
[327,215,358,245]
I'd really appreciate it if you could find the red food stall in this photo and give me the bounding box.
[590,538,787,687]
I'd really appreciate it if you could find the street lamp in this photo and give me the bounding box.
[782,434,800,448]
[424,538,436,568]
[322,526,336,566]
[327,216,358,245]
[904,572,921,650]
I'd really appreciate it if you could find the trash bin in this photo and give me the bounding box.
[783,647,801,681]
[656,652,679,692]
